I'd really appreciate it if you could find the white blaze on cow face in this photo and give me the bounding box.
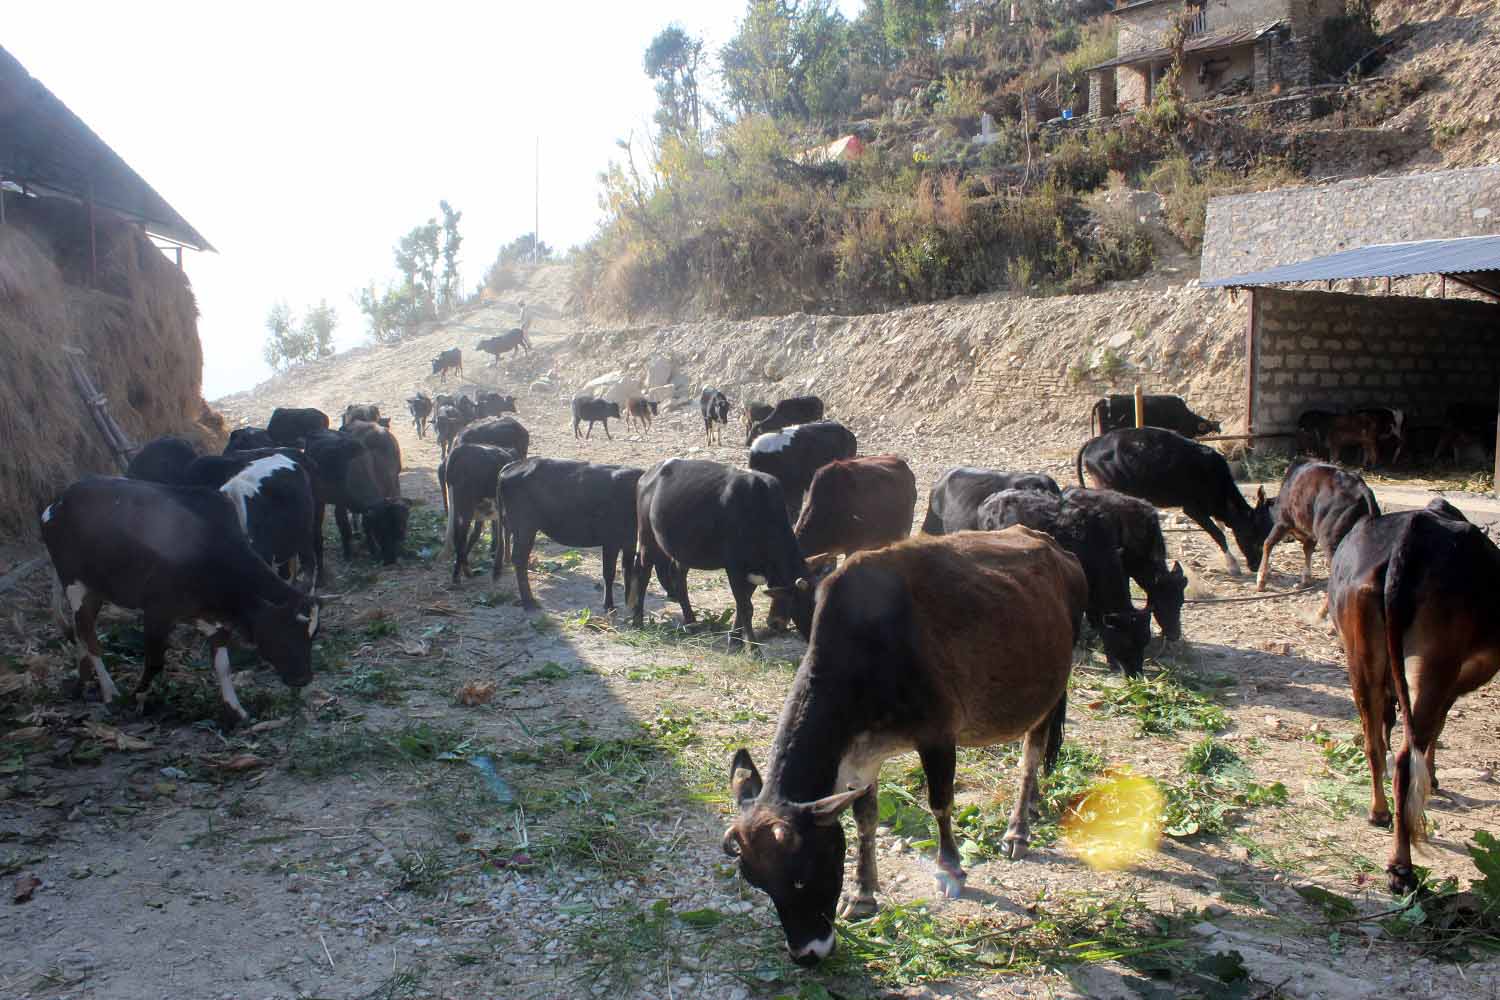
[41,503,54,524]
[220,453,299,531]
[748,574,768,586]
[213,646,249,721]
[64,582,88,613]
[792,929,835,963]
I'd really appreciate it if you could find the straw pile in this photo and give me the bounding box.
[0,196,224,538]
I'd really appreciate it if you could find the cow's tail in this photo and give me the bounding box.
[1383,520,1429,847]
[491,476,509,576]
[1074,441,1089,488]
[441,471,457,559]
[1042,689,1067,776]
[1089,399,1105,439]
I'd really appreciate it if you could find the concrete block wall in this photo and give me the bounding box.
[1202,166,1500,282]
[1250,289,1500,436]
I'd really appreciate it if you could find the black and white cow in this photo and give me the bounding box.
[746,395,825,445]
[920,466,1062,535]
[40,476,321,722]
[182,450,320,587]
[700,388,731,445]
[748,420,859,519]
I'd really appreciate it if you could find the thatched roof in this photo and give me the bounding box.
[0,45,213,251]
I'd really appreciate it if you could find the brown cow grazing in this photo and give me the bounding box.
[724,528,1086,964]
[624,397,659,433]
[1327,499,1493,894]
[444,443,520,584]
[766,455,918,629]
[1256,461,1379,593]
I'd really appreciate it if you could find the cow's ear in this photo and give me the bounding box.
[805,784,870,826]
[730,748,763,808]
[1255,485,1266,506]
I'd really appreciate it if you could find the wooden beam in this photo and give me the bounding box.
[1134,384,1145,428]
[1245,288,1259,439]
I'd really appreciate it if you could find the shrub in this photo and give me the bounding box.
[1313,6,1383,83]
[1048,136,1109,193]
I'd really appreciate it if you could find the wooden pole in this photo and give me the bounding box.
[1245,288,1259,440]
[1134,384,1145,428]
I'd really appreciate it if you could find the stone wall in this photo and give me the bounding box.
[1201,166,1500,281]
[1249,288,1500,439]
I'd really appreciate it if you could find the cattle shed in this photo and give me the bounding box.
[1202,235,1500,485]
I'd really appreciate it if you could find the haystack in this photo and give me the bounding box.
[0,195,223,538]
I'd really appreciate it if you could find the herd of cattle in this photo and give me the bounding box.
[32,379,1500,966]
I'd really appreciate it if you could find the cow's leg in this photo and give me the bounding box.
[451,511,471,584]
[918,744,965,898]
[1184,506,1239,575]
[1349,653,1393,828]
[673,564,696,626]
[67,585,118,703]
[133,614,173,711]
[335,505,354,560]
[313,504,329,586]
[1003,721,1048,861]
[726,571,755,651]
[603,418,613,441]
[838,782,881,920]
[1255,523,1287,591]
[511,528,540,609]
[601,543,619,611]
[210,637,250,724]
[1299,538,1317,587]
[1388,653,1449,894]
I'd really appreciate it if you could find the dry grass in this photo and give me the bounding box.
[0,197,223,537]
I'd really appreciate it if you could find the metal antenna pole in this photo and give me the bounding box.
[534,136,540,263]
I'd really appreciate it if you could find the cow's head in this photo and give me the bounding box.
[364,499,412,564]
[1234,486,1276,572]
[1098,606,1152,678]
[249,593,320,687]
[765,557,835,637]
[1149,561,1188,641]
[1198,418,1223,436]
[723,749,867,965]
[605,401,623,419]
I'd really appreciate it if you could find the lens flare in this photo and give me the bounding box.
[1061,770,1164,872]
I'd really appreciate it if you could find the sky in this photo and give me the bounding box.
[6,1,859,399]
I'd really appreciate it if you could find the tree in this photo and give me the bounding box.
[884,0,947,61]
[645,26,704,139]
[263,299,335,370]
[395,220,442,319]
[439,200,464,312]
[301,300,338,359]
[721,0,852,120]
[357,282,423,345]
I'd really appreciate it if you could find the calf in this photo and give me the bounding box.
[457,415,530,459]
[431,347,463,379]
[725,528,1086,964]
[476,328,531,363]
[767,456,918,629]
[571,395,622,440]
[1434,402,1497,462]
[225,427,276,452]
[747,394,825,445]
[979,489,1150,677]
[700,388,730,445]
[476,390,517,418]
[1327,500,1496,894]
[1059,487,1187,641]
[345,421,408,564]
[1307,408,1406,467]
[625,397,659,433]
[341,403,381,429]
[444,443,519,584]
[433,405,466,462]
[301,430,388,579]
[41,477,320,722]
[1256,461,1379,593]
[1296,409,1336,458]
[744,401,774,438]
[749,420,859,519]
[267,407,330,446]
[499,458,644,610]
[920,466,1061,535]
[1077,427,1273,575]
[127,435,199,485]
[1090,394,1221,438]
[408,393,433,439]
[629,459,815,649]
[183,450,319,586]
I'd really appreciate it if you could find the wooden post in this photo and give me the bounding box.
[175,245,183,270]
[1245,288,1259,439]
[1442,275,1448,299]
[1134,384,1145,428]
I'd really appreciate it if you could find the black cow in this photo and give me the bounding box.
[476,391,518,418]
[700,388,731,445]
[183,450,319,586]
[224,427,277,453]
[455,394,478,424]
[748,420,859,519]
[499,458,644,610]
[457,416,530,459]
[444,443,519,584]
[1090,394,1221,438]
[341,403,381,429]
[920,467,1062,535]
[747,395,825,445]
[629,459,815,649]
[267,407,330,446]
[432,348,463,380]
[41,476,321,722]
[477,328,531,363]
[979,489,1150,677]
[1059,487,1187,642]
[433,405,466,462]
[724,528,1085,964]
[301,430,388,580]
[126,436,200,485]
[1077,427,1274,576]
[1256,461,1379,593]
[408,393,433,439]
[345,421,408,565]
[572,395,622,440]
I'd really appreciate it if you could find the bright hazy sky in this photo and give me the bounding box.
[7,2,859,399]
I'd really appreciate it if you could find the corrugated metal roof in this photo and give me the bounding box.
[0,45,213,251]
[1087,23,1279,72]
[1201,235,1500,295]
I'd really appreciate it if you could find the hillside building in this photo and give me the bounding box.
[1088,0,1344,117]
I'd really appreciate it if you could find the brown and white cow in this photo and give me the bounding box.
[724,528,1086,963]
[1327,499,1495,894]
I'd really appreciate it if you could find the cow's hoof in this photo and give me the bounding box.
[1001,833,1030,861]
[1387,864,1418,896]
[933,869,966,899]
[1368,809,1392,829]
[837,893,878,920]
